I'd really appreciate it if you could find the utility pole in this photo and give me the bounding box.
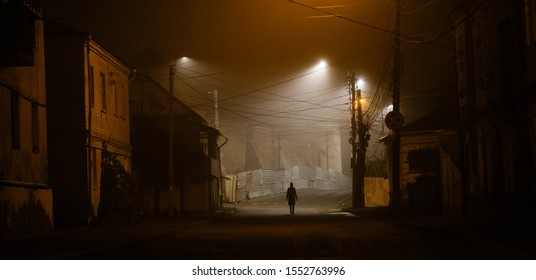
[168,64,175,217]
[325,130,329,170]
[350,73,366,208]
[390,0,402,219]
[213,90,219,130]
[356,88,368,208]
[278,128,282,170]
[350,73,358,208]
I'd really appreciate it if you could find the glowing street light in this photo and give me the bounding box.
[356,79,365,89]
[312,60,328,71]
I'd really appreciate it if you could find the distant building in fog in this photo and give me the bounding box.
[45,24,132,227]
[0,1,53,236]
[452,0,536,215]
[129,73,224,214]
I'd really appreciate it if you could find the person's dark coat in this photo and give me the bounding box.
[286,186,298,205]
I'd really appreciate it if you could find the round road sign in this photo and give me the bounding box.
[385,111,404,129]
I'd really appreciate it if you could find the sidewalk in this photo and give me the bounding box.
[0,216,209,260]
[343,206,536,259]
[400,214,536,258]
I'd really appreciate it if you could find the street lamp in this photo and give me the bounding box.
[313,60,328,71]
[356,79,365,89]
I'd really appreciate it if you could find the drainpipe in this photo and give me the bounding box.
[217,133,228,209]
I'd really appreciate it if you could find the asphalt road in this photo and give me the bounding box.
[72,189,532,260]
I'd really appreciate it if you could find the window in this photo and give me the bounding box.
[100,72,106,112]
[89,66,94,106]
[408,148,440,173]
[200,132,209,156]
[31,102,39,153]
[0,9,36,66]
[112,81,118,114]
[11,91,20,149]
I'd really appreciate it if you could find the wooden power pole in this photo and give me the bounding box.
[350,73,358,208]
[350,73,367,209]
[356,88,368,208]
[390,0,402,219]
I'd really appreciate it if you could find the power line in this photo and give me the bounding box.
[289,0,453,49]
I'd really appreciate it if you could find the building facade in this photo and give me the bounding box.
[452,0,536,215]
[0,0,53,236]
[45,26,132,227]
[381,109,462,215]
[400,111,462,216]
[129,74,223,214]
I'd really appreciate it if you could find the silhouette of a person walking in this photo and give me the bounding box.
[286,182,298,215]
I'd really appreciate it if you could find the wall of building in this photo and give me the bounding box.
[0,18,53,235]
[85,40,131,218]
[129,75,221,215]
[525,0,536,202]
[46,34,131,226]
[182,181,209,212]
[45,34,88,227]
[400,133,441,212]
[453,0,535,215]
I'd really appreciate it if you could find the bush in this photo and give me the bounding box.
[97,151,141,225]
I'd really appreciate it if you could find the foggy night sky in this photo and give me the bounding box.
[43,0,461,144]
